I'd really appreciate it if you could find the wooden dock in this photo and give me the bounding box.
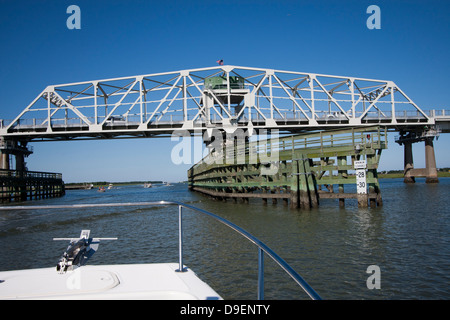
[188,126,387,208]
[0,169,65,203]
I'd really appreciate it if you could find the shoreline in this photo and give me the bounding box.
[379,172,450,179]
[64,174,450,188]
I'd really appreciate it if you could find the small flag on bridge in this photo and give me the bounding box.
[216,59,224,65]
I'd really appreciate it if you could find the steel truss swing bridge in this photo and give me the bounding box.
[0,65,449,205]
[1,65,449,141]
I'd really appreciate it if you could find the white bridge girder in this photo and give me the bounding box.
[0,65,447,141]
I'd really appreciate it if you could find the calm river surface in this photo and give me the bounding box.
[0,178,449,300]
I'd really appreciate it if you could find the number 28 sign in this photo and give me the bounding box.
[354,160,367,194]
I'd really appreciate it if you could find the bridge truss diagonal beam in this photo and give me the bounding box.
[0,65,441,141]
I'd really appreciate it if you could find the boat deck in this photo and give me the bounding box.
[0,263,222,300]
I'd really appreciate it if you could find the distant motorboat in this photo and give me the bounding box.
[108,184,113,190]
[144,183,152,188]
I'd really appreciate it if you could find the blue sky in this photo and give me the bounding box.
[0,0,449,183]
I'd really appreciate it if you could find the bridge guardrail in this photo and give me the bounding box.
[0,201,322,300]
[0,169,62,180]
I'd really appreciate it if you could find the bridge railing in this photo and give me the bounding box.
[429,109,450,117]
[192,126,387,172]
[2,109,448,131]
[0,169,62,180]
[0,201,322,300]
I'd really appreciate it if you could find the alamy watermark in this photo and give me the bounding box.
[366,265,381,289]
[66,5,380,31]
[66,5,81,30]
[171,129,280,175]
[366,5,381,29]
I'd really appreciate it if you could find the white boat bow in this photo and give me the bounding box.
[0,263,221,300]
[0,201,321,300]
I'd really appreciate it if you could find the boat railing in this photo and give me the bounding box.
[0,201,322,300]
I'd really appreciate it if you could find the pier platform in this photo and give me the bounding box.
[0,169,65,203]
[188,126,387,208]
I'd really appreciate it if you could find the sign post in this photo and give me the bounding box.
[354,160,367,194]
[354,160,368,207]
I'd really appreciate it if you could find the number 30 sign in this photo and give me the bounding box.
[354,160,367,194]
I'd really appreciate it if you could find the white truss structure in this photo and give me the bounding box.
[0,65,447,141]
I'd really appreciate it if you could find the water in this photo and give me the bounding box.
[0,179,449,300]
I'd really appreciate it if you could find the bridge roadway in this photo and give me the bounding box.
[0,65,448,142]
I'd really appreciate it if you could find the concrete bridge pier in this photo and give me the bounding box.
[424,138,438,183]
[0,153,9,170]
[0,139,34,201]
[0,138,10,170]
[0,139,32,170]
[403,142,415,183]
[400,133,439,184]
